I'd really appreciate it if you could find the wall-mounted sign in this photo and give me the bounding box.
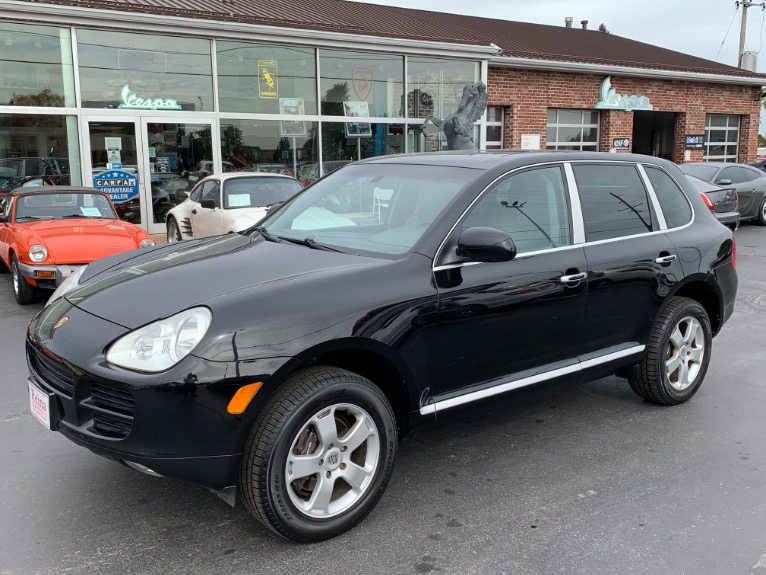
[685,134,705,149]
[352,67,373,101]
[612,137,631,150]
[280,98,306,137]
[259,59,278,99]
[520,134,541,150]
[595,77,653,112]
[343,101,372,137]
[117,84,182,110]
[93,170,139,203]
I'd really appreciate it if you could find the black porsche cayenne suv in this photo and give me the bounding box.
[26,151,737,542]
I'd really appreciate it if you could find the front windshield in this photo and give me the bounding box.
[259,163,475,255]
[223,177,302,209]
[14,192,117,222]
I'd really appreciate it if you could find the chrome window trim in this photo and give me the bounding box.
[563,162,585,243]
[420,344,646,415]
[636,163,667,230]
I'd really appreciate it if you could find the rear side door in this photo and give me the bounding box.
[431,164,588,411]
[571,161,685,367]
[716,166,757,213]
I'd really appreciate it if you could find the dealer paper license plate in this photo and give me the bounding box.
[28,380,51,430]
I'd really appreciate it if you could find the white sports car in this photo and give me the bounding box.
[166,172,303,242]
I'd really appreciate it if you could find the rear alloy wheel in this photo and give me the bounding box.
[239,367,397,542]
[629,297,712,405]
[757,196,766,226]
[11,255,36,305]
[166,217,182,243]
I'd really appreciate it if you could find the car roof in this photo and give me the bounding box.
[7,186,106,198]
[204,172,300,183]
[354,150,680,171]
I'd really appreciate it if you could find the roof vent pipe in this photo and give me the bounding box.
[565,17,573,28]
[581,20,588,29]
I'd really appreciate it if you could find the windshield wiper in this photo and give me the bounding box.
[278,236,344,252]
[60,214,104,219]
[247,225,281,243]
[16,216,53,221]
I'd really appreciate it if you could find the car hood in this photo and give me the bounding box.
[65,233,379,329]
[19,219,147,263]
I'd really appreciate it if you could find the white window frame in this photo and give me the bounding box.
[703,114,740,162]
[485,106,504,150]
[546,109,599,151]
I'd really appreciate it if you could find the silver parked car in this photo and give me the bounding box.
[679,162,766,225]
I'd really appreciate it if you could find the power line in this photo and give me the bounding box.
[716,4,740,61]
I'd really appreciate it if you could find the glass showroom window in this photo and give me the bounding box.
[77,30,213,111]
[316,122,403,183]
[0,22,75,107]
[704,114,740,162]
[319,50,404,118]
[220,119,318,181]
[546,109,599,151]
[406,58,480,120]
[0,114,82,191]
[217,42,317,115]
[485,107,504,150]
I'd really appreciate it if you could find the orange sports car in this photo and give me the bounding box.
[0,186,155,305]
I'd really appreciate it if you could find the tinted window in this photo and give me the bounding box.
[462,165,571,253]
[573,164,654,241]
[741,166,763,182]
[645,166,692,228]
[200,181,220,205]
[223,177,301,209]
[717,167,749,184]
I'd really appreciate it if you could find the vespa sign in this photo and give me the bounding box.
[117,84,182,110]
[595,77,653,112]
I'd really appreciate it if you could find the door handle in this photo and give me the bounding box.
[655,254,677,265]
[560,272,587,283]
[192,209,197,214]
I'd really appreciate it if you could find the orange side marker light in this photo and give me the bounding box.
[227,382,263,414]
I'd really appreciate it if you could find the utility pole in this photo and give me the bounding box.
[737,0,766,68]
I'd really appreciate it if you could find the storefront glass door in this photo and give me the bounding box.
[140,119,214,233]
[82,117,147,227]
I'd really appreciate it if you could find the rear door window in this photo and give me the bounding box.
[573,163,655,241]
[644,166,692,228]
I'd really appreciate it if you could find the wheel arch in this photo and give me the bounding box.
[670,278,723,335]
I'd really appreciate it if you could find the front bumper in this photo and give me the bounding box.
[26,302,295,490]
[17,261,84,289]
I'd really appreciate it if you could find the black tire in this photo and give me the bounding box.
[239,366,397,542]
[756,195,766,226]
[629,297,712,405]
[10,255,36,305]
[166,217,182,243]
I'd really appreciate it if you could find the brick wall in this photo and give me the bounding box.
[487,67,762,163]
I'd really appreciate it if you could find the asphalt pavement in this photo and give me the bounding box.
[1,225,766,575]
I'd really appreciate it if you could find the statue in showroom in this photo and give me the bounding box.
[422,81,489,150]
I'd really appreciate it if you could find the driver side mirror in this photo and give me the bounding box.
[717,178,733,185]
[200,199,217,210]
[457,227,517,262]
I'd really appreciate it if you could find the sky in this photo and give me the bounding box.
[357,0,765,72]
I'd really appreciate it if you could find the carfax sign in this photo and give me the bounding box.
[93,170,139,203]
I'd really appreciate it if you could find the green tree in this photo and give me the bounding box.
[598,23,611,34]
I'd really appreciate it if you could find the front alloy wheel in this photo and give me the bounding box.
[239,367,397,542]
[664,316,705,391]
[11,255,36,305]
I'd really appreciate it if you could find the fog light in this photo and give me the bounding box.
[35,270,55,278]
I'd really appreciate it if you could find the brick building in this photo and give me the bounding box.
[1,0,764,231]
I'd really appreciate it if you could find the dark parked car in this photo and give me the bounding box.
[683,173,740,229]
[26,151,736,542]
[679,162,766,225]
[0,157,71,198]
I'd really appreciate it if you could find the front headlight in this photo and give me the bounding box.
[29,244,47,262]
[139,239,155,248]
[47,264,87,305]
[106,307,212,372]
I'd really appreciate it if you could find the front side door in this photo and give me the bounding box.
[140,118,215,234]
[81,117,147,227]
[190,179,223,238]
[432,164,587,409]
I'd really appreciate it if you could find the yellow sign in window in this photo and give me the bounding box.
[258,59,278,99]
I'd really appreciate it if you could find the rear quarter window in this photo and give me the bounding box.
[644,166,692,228]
